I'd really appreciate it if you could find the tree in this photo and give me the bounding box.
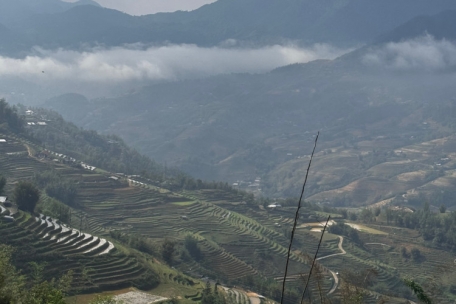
[29,262,47,284]
[374,208,381,217]
[341,209,348,219]
[439,204,446,213]
[0,245,25,303]
[359,209,373,223]
[0,176,5,194]
[401,247,409,258]
[14,181,40,213]
[201,281,215,304]
[161,239,175,265]
[184,235,202,261]
[411,248,421,262]
[0,244,73,303]
[403,278,432,304]
[423,202,430,213]
[26,281,66,304]
[0,99,24,132]
[348,229,360,244]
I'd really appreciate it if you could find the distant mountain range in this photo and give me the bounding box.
[376,9,456,43]
[44,9,456,200]
[2,0,456,55]
[0,0,100,25]
[3,0,456,203]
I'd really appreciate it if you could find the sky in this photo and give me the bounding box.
[65,0,217,15]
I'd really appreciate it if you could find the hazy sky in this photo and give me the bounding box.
[66,0,217,15]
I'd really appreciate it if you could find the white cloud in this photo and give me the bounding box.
[0,44,349,84]
[363,35,456,71]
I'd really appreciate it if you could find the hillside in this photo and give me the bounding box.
[44,29,456,208]
[376,10,456,43]
[2,100,456,302]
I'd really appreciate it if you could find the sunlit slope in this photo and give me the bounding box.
[277,135,456,207]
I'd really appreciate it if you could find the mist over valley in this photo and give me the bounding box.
[1,1,456,303]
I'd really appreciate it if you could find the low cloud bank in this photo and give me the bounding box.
[0,44,348,83]
[363,35,456,71]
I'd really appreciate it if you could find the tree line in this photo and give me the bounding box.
[0,99,24,133]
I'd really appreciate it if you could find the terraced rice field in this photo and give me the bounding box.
[61,173,337,284]
[0,133,428,301]
[0,205,150,293]
[359,229,456,303]
[305,135,456,207]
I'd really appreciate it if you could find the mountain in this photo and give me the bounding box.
[0,0,101,54]
[376,10,456,43]
[3,0,456,53]
[146,0,456,45]
[0,0,100,26]
[45,63,456,203]
[43,10,456,205]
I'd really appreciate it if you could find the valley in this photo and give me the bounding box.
[1,106,456,302]
[1,0,456,303]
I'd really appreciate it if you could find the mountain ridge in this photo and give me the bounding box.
[42,11,456,202]
[3,0,456,54]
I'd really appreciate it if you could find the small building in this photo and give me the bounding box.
[109,176,119,181]
[26,110,34,116]
[0,196,7,203]
[37,122,47,126]
[181,216,188,220]
[0,139,6,143]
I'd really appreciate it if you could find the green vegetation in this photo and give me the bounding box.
[162,239,176,266]
[184,236,202,262]
[14,181,40,213]
[2,98,456,302]
[0,175,5,194]
[0,99,23,133]
[0,244,71,303]
[328,222,361,244]
[403,278,432,304]
[201,282,226,304]
[381,203,456,250]
[34,170,78,207]
[37,197,72,224]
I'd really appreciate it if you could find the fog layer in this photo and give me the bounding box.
[364,35,456,70]
[0,44,349,84]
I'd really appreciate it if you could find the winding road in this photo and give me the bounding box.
[316,236,346,295]
[275,236,347,294]
[317,236,346,261]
